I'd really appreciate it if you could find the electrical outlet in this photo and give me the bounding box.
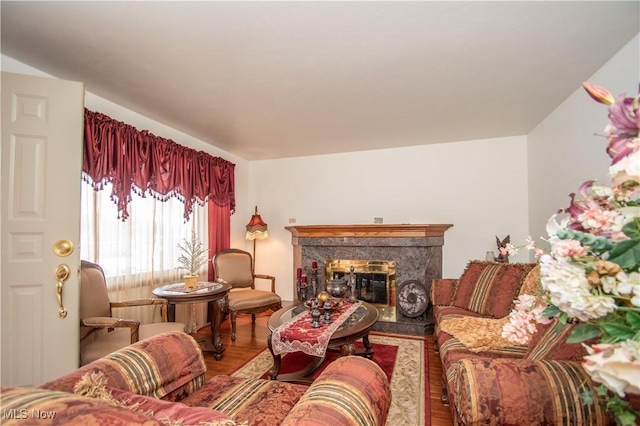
[288,218,296,223]
[373,217,383,224]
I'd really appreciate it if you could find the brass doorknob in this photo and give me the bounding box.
[55,264,71,319]
[53,240,74,257]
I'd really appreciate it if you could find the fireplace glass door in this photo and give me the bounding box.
[324,260,396,307]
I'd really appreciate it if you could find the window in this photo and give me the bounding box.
[80,182,207,291]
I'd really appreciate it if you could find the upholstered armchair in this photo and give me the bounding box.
[212,248,282,341]
[79,260,185,366]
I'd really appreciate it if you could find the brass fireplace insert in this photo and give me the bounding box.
[324,259,396,307]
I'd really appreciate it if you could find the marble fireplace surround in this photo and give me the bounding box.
[285,224,453,335]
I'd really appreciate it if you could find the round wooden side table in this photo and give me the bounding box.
[152,281,230,360]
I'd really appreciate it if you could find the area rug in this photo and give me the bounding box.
[232,333,430,426]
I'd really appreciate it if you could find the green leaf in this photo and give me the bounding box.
[601,323,636,341]
[601,388,640,426]
[627,310,640,330]
[567,324,601,343]
[542,305,561,318]
[595,384,609,397]
[622,218,640,239]
[616,411,639,426]
[579,389,595,406]
[608,238,640,270]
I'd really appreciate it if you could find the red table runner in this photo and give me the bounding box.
[271,300,363,357]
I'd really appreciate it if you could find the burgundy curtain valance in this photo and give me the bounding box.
[83,109,235,221]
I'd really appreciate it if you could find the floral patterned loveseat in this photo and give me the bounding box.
[1,331,391,426]
[430,260,621,426]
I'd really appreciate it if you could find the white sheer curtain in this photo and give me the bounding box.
[80,183,209,332]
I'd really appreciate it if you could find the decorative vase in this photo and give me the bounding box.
[326,278,347,298]
[183,275,199,289]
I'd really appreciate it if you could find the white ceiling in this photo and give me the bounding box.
[2,1,638,160]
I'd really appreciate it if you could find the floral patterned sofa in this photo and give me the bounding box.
[1,331,391,426]
[431,260,618,426]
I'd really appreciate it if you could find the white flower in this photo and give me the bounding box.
[540,256,616,321]
[545,214,570,239]
[616,271,639,294]
[599,275,618,295]
[590,185,614,197]
[609,145,640,184]
[582,341,640,397]
[615,271,640,307]
[617,206,640,224]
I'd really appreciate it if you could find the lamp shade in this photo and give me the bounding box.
[246,206,268,240]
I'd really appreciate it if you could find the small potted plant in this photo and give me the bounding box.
[176,231,208,289]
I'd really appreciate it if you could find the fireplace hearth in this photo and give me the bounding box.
[285,224,453,336]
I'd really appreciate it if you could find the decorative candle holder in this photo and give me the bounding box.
[296,267,304,302]
[310,263,318,298]
[347,265,358,303]
[300,275,308,301]
[310,300,322,328]
[322,299,332,324]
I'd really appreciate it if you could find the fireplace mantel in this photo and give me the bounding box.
[285,224,453,239]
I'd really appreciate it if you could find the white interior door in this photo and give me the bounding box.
[1,72,85,386]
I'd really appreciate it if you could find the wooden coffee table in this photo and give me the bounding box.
[267,302,378,383]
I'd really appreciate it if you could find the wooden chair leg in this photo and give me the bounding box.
[231,311,237,341]
[251,313,256,323]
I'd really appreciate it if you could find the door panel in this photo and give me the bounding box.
[1,72,84,386]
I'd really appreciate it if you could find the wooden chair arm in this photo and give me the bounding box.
[110,298,169,322]
[80,317,140,344]
[110,298,167,308]
[254,274,276,293]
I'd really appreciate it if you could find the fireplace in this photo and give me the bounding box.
[286,224,453,335]
[325,259,396,307]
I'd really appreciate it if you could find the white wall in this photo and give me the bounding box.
[1,55,251,249]
[249,136,531,301]
[528,34,639,252]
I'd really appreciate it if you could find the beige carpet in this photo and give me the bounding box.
[232,333,429,426]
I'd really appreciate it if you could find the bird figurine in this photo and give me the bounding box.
[495,235,511,263]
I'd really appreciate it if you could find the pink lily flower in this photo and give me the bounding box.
[606,95,639,164]
[563,181,599,230]
[583,82,615,105]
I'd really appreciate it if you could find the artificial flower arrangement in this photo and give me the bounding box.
[501,82,640,425]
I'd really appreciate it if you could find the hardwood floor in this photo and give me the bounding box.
[195,311,454,426]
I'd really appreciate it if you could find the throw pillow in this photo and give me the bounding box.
[451,261,537,318]
[518,264,541,296]
[438,316,518,353]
